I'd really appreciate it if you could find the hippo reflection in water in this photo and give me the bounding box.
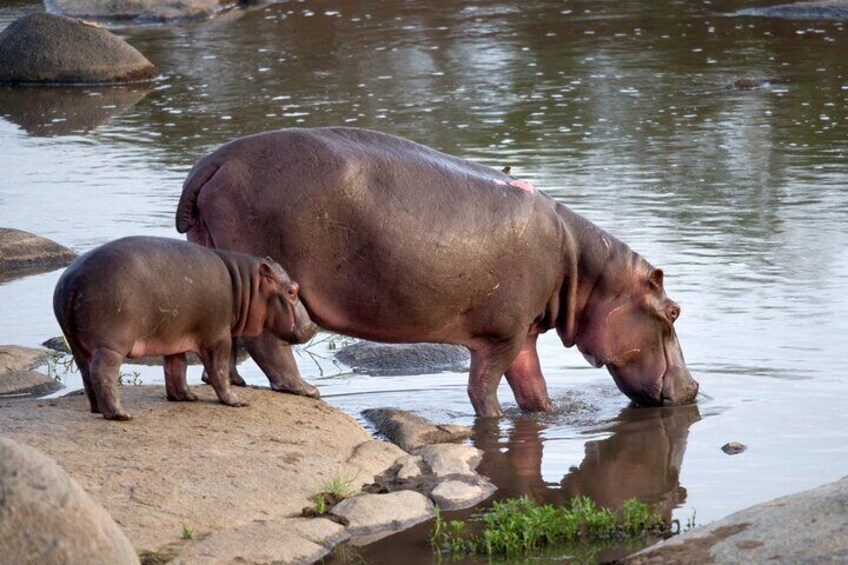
[176,127,699,416]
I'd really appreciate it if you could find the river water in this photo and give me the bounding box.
[1,0,846,560]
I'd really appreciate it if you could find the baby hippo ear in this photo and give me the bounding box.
[648,268,664,290]
[259,259,280,282]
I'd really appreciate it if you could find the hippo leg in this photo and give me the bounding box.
[200,339,248,407]
[89,348,131,421]
[467,338,525,417]
[504,334,552,412]
[164,353,197,402]
[74,353,99,414]
[242,333,320,398]
[201,338,246,387]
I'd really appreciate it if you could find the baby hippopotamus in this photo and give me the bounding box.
[53,236,317,421]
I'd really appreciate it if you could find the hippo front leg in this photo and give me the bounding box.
[164,353,198,402]
[200,339,248,408]
[504,333,552,412]
[467,337,525,418]
[242,333,319,398]
[200,338,246,387]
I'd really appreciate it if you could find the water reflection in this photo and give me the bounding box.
[0,85,151,136]
[476,404,701,519]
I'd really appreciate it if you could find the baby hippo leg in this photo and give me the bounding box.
[89,348,131,421]
[201,338,246,387]
[164,353,197,402]
[201,339,248,407]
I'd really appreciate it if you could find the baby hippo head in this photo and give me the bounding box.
[252,258,317,344]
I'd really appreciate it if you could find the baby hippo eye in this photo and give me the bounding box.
[285,285,299,300]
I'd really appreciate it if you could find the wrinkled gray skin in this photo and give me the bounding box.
[53,236,316,420]
[176,128,699,417]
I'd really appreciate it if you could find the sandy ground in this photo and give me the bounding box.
[0,385,392,555]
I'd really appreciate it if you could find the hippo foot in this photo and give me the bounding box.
[219,396,249,408]
[103,412,132,421]
[202,371,246,387]
[167,391,199,402]
[270,380,320,399]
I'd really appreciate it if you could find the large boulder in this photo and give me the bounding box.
[0,345,63,398]
[0,437,139,564]
[0,228,76,278]
[46,0,248,23]
[336,340,470,376]
[733,1,848,20]
[0,13,156,85]
[626,475,848,564]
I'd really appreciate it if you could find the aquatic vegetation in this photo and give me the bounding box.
[430,496,668,559]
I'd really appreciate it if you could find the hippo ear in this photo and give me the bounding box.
[648,268,664,290]
[259,260,279,282]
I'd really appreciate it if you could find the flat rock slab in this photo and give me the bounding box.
[430,479,497,511]
[336,340,469,375]
[626,475,848,564]
[330,490,435,536]
[0,13,156,84]
[415,444,484,477]
[0,438,139,564]
[733,1,848,20]
[363,407,472,451]
[47,0,245,23]
[0,386,397,556]
[0,345,63,397]
[0,228,76,277]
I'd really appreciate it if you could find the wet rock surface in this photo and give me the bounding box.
[0,345,63,398]
[0,437,139,564]
[0,13,156,85]
[335,340,470,375]
[363,407,472,451]
[721,441,747,455]
[330,490,436,537]
[46,0,251,23]
[733,1,848,20]
[626,475,848,564]
[0,228,76,278]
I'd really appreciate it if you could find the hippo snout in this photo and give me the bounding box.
[661,367,699,406]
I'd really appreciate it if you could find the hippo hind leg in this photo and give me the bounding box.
[243,333,319,398]
[89,348,131,421]
[504,333,552,412]
[164,353,197,402]
[201,339,248,407]
[467,336,527,418]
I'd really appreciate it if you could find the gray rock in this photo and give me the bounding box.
[721,442,747,455]
[626,475,848,564]
[0,14,156,85]
[0,345,63,398]
[47,0,251,23]
[733,1,848,20]
[396,455,424,480]
[0,228,76,278]
[173,517,348,565]
[414,444,483,477]
[0,438,139,564]
[346,439,407,484]
[362,407,472,451]
[330,491,435,536]
[430,479,497,511]
[336,340,469,376]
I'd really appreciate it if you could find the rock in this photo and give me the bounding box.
[0,85,151,137]
[0,438,139,564]
[362,407,473,451]
[733,1,848,20]
[330,491,436,536]
[414,444,484,477]
[0,14,156,85]
[47,0,250,23]
[430,479,497,511]
[346,440,407,483]
[721,442,747,455]
[173,517,348,565]
[396,455,424,481]
[336,340,469,376]
[625,475,848,564]
[0,345,63,398]
[0,228,76,278]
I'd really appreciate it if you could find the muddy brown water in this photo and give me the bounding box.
[1,0,847,562]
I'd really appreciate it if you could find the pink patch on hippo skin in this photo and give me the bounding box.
[510,179,535,192]
[494,179,508,186]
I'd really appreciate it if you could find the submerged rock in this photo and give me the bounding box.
[0,228,76,278]
[363,407,472,451]
[721,441,747,455]
[626,475,848,564]
[336,340,469,375]
[46,0,253,23]
[733,1,848,20]
[0,438,139,564]
[0,345,63,398]
[0,13,156,85]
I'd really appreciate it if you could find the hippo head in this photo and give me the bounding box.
[570,260,699,407]
[255,259,318,344]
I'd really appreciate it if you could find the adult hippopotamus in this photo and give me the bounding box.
[53,236,316,420]
[176,127,699,416]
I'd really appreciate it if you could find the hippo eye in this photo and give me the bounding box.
[667,305,680,322]
[285,286,298,300]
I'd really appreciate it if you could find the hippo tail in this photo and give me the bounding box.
[175,160,222,235]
